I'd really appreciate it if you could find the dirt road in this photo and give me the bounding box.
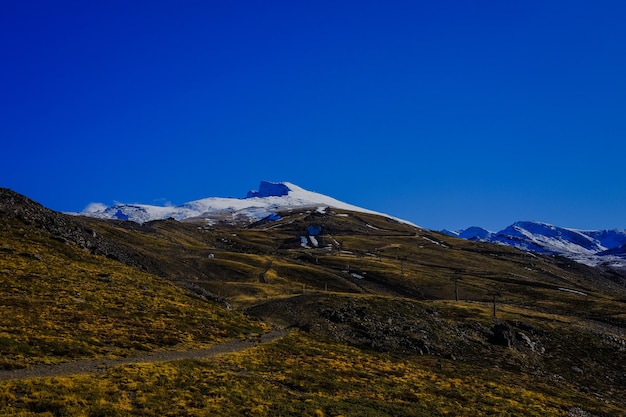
[0,328,287,381]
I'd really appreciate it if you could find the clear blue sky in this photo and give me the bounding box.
[2,0,625,231]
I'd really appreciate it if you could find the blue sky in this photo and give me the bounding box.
[2,0,625,231]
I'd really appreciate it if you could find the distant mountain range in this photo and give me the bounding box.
[77,181,625,269]
[442,221,626,268]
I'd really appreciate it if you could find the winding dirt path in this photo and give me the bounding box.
[0,328,287,382]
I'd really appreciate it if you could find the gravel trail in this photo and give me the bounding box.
[0,328,286,381]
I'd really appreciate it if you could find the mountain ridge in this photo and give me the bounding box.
[443,220,626,268]
[77,181,626,269]
[79,181,418,228]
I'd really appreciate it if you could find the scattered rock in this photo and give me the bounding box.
[518,332,537,352]
[566,407,594,417]
[489,323,512,347]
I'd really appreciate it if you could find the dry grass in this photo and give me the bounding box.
[1,331,623,416]
[0,219,266,370]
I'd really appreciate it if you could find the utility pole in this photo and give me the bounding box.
[451,271,462,301]
[487,290,502,318]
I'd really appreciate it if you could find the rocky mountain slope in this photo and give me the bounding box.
[2,186,626,416]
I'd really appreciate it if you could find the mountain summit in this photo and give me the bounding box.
[246,181,291,198]
[79,181,416,227]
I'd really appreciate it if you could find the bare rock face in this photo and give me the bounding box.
[486,321,545,354]
[246,181,291,198]
[0,187,92,246]
[489,323,513,347]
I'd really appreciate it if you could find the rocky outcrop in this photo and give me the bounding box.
[246,181,291,198]
[489,323,513,347]
[488,321,544,353]
[0,187,148,270]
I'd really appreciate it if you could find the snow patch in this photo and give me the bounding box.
[422,236,447,247]
[558,288,588,296]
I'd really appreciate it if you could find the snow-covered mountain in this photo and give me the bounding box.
[79,181,418,227]
[442,226,494,241]
[443,221,626,268]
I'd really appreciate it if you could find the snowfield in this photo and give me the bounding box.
[77,181,419,228]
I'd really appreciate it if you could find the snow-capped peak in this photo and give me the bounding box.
[78,181,418,227]
[246,181,292,198]
[492,221,605,255]
[441,226,493,241]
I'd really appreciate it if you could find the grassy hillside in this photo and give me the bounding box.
[3,330,625,416]
[1,188,625,415]
[0,189,266,370]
